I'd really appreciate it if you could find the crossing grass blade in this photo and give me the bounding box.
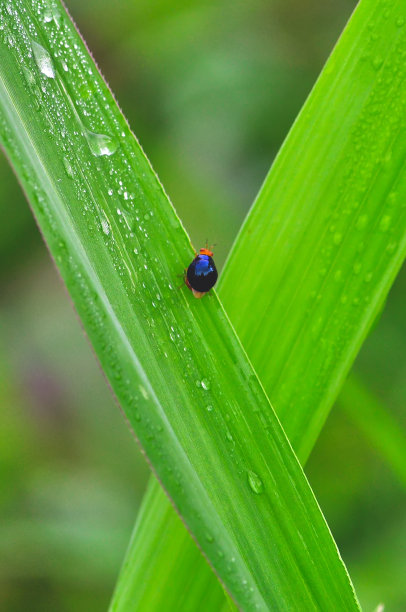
[110,0,406,609]
[0,0,360,610]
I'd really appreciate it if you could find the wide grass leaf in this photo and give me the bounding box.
[111,0,406,609]
[0,1,359,610]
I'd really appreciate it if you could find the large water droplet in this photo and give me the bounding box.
[43,8,53,22]
[101,218,110,235]
[85,130,118,156]
[247,470,264,494]
[139,385,149,400]
[22,66,35,86]
[63,156,74,179]
[43,1,62,27]
[201,378,211,391]
[32,41,55,79]
[22,66,41,110]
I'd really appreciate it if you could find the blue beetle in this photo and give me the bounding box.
[185,247,218,298]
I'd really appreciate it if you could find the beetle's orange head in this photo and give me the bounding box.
[199,247,213,256]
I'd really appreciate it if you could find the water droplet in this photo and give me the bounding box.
[22,66,35,86]
[334,269,342,282]
[63,156,74,178]
[22,66,42,109]
[247,471,264,495]
[397,16,405,27]
[101,219,110,235]
[201,378,211,391]
[43,1,62,27]
[206,405,213,412]
[43,8,53,22]
[85,130,118,156]
[226,431,234,442]
[205,532,214,543]
[32,40,55,78]
[139,385,149,400]
[364,272,373,283]
[333,232,342,245]
[379,215,391,232]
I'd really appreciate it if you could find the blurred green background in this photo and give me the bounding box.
[1,0,405,610]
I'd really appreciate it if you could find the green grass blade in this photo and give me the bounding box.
[111,0,406,608]
[0,1,359,610]
[111,477,230,612]
[221,0,406,462]
[339,375,406,488]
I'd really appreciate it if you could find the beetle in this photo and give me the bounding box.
[185,247,218,298]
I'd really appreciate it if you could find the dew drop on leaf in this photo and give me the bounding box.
[201,378,211,391]
[85,129,118,157]
[62,156,74,178]
[43,1,62,27]
[43,8,53,22]
[31,40,55,78]
[226,430,234,442]
[101,218,110,235]
[247,470,264,495]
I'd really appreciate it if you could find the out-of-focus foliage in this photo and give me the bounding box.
[0,0,404,610]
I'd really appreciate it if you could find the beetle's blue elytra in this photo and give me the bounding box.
[185,247,218,298]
